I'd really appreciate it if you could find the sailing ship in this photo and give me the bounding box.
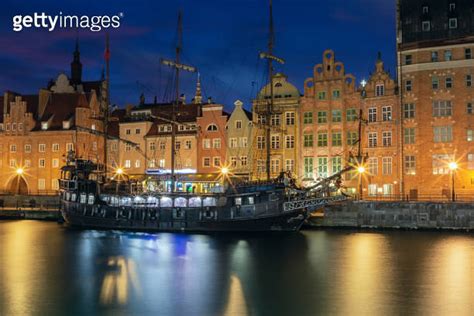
[59,2,352,232]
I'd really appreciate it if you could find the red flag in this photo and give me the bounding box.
[104,47,110,61]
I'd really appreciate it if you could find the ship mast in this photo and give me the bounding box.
[260,0,284,181]
[104,33,110,176]
[161,11,196,192]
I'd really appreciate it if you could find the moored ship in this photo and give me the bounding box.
[59,1,354,232]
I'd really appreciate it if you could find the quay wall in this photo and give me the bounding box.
[309,201,474,230]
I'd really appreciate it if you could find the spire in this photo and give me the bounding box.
[375,51,384,72]
[194,72,202,104]
[71,37,82,84]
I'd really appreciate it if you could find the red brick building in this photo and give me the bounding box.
[361,55,401,197]
[397,0,474,199]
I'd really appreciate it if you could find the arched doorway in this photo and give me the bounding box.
[8,176,29,195]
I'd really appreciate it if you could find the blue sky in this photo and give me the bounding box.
[1,0,396,110]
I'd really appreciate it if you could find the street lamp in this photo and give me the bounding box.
[357,166,366,200]
[16,168,24,175]
[448,162,458,202]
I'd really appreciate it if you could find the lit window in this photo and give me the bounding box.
[368,108,377,123]
[382,157,392,175]
[135,160,140,168]
[318,157,328,178]
[368,132,377,147]
[66,143,74,152]
[38,179,46,190]
[382,106,392,121]
[433,126,453,143]
[124,160,131,168]
[368,158,378,175]
[303,157,313,179]
[52,158,59,168]
[467,130,474,142]
[41,122,48,130]
[405,156,416,175]
[432,154,454,175]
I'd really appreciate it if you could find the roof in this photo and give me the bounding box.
[243,109,252,120]
[257,73,300,99]
[32,93,89,131]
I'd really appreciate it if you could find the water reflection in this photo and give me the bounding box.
[0,222,474,315]
[100,256,140,305]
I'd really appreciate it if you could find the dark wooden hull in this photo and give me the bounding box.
[60,200,308,232]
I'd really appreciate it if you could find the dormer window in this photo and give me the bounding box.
[274,82,282,88]
[207,124,218,131]
[41,122,48,130]
[63,121,71,129]
[422,6,429,14]
[449,18,457,29]
[376,84,385,97]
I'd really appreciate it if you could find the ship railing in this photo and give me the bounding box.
[99,194,220,208]
[283,195,348,212]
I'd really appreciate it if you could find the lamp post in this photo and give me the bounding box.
[15,167,24,195]
[448,162,458,202]
[357,166,366,200]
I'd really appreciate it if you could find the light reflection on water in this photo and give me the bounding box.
[0,221,473,315]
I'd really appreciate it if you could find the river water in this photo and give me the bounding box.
[0,221,473,315]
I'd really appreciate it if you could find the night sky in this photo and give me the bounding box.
[2,0,396,110]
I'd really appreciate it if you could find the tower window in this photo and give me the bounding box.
[449,18,457,29]
[465,48,472,59]
[405,55,412,65]
[449,3,455,11]
[422,21,430,32]
[422,6,429,14]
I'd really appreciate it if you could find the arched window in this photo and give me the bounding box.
[207,124,218,131]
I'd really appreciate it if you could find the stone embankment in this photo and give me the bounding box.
[307,200,474,230]
[0,195,60,220]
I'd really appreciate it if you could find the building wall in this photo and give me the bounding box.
[118,120,152,176]
[0,93,103,194]
[251,73,300,180]
[398,0,474,198]
[361,58,401,197]
[300,50,360,191]
[196,104,228,173]
[145,133,198,173]
[225,100,252,177]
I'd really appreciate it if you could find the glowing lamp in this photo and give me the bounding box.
[115,168,124,175]
[221,167,229,175]
[16,168,24,175]
[448,162,458,171]
[357,166,366,174]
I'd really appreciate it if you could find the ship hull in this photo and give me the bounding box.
[60,200,307,232]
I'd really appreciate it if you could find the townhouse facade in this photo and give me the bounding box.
[300,50,361,192]
[225,100,253,179]
[251,73,300,180]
